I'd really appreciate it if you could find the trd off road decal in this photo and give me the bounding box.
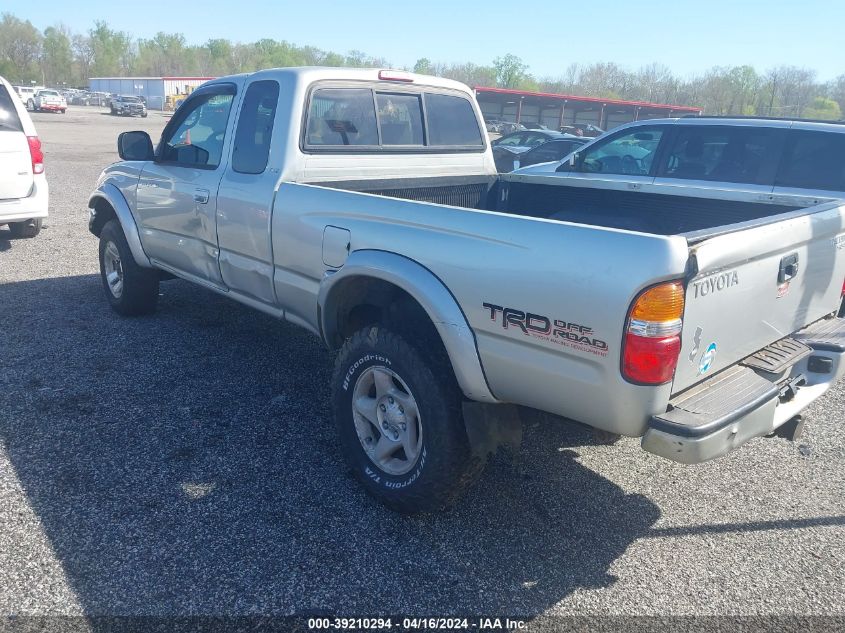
[483,303,609,357]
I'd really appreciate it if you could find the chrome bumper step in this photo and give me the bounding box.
[651,365,777,438]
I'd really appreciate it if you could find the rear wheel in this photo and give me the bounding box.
[332,325,482,514]
[8,218,42,238]
[98,219,159,316]
[26,99,34,111]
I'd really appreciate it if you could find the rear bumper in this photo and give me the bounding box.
[642,316,845,464]
[0,177,49,224]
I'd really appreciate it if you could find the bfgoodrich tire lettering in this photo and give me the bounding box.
[332,326,483,514]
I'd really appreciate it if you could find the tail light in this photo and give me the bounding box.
[27,136,44,174]
[622,281,685,384]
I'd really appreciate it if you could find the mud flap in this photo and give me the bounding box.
[461,401,523,459]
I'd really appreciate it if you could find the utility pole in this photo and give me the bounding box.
[768,76,777,116]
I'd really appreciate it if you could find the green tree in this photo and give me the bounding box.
[803,96,842,120]
[42,25,74,85]
[493,53,529,88]
[71,33,93,81]
[205,38,234,75]
[88,20,132,76]
[135,32,188,75]
[0,13,42,82]
[413,58,433,75]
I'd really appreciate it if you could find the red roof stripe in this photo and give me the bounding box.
[474,86,701,112]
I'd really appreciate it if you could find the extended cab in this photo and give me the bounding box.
[88,68,845,513]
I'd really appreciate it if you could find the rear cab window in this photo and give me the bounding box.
[0,85,23,132]
[303,83,484,152]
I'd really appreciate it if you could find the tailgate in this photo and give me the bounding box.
[674,200,845,393]
[0,130,33,200]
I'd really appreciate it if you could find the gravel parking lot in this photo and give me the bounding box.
[0,107,843,627]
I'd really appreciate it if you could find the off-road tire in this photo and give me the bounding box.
[98,219,159,316]
[332,325,483,514]
[8,218,42,238]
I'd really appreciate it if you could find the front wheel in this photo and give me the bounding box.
[332,326,482,514]
[26,99,34,111]
[98,219,159,316]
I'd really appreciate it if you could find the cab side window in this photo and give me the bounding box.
[660,125,777,184]
[160,91,235,169]
[776,131,845,192]
[579,128,664,176]
[232,80,280,174]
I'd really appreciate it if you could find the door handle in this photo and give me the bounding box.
[193,189,209,204]
[779,253,799,283]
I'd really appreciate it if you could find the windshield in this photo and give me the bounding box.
[122,96,141,103]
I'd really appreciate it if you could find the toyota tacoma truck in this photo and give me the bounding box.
[87,68,845,513]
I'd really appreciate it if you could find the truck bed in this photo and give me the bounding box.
[497,178,806,241]
[317,174,812,241]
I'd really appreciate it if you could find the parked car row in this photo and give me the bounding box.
[9,86,149,111]
[491,129,589,172]
[485,118,604,138]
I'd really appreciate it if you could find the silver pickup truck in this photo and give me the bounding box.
[88,68,845,513]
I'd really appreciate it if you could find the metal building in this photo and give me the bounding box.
[475,87,702,131]
[87,76,215,110]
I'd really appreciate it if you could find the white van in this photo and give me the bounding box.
[1,76,48,237]
[12,85,44,111]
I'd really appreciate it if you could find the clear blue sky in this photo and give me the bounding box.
[6,0,843,80]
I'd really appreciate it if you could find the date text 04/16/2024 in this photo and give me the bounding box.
[307,617,527,630]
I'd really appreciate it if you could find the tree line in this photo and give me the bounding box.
[2,12,843,120]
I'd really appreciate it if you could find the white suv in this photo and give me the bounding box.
[0,76,48,238]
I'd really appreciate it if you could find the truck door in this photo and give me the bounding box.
[652,123,784,200]
[215,79,281,305]
[134,83,237,287]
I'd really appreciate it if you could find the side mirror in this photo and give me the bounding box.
[118,131,154,161]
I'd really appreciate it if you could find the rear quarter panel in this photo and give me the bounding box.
[271,183,691,435]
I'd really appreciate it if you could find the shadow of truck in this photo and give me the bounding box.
[0,274,660,615]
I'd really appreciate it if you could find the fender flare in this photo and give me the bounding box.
[318,250,498,403]
[88,183,152,268]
